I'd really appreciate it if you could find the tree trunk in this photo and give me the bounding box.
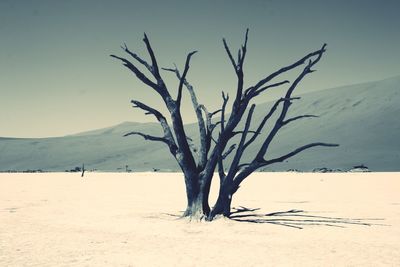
[200,173,211,215]
[208,180,233,220]
[183,193,204,219]
[183,190,211,220]
[182,173,211,219]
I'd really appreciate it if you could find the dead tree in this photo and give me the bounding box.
[111,30,338,220]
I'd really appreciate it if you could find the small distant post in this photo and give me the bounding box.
[81,163,85,177]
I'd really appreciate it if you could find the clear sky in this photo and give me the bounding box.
[1,0,399,137]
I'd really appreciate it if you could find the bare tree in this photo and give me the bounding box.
[111,30,338,220]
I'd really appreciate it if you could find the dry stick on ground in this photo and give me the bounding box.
[111,29,338,221]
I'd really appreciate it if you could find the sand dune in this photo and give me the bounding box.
[1,76,399,171]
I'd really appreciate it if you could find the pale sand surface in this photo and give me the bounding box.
[1,172,399,266]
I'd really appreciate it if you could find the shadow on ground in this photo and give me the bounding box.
[229,207,387,229]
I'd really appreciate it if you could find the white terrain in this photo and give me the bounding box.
[1,76,399,172]
[1,172,399,266]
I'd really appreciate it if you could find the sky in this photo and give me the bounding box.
[1,0,400,138]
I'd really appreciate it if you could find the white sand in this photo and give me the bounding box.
[1,172,399,266]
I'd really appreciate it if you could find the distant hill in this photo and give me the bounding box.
[1,76,399,172]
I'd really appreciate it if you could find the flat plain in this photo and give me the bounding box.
[1,172,399,266]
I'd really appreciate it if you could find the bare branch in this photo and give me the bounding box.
[211,134,218,145]
[217,133,226,180]
[246,80,290,99]
[233,30,249,108]
[261,143,339,166]
[143,33,161,79]
[220,91,229,132]
[227,104,256,177]
[285,46,326,100]
[253,45,327,161]
[239,28,249,68]
[232,142,338,193]
[199,105,225,158]
[230,46,328,194]
[242,97,299,151]
[223,28,249,72]
[130,100,177,155]
[110,55,158,90]
[282,115,319,126]
[124,131,170,144]
[211,109,222,117]
[217,157,226,180]
[250,44,327,92]
[237,49,242,67]
[131,100,164,120]
[203,30,252,179]
[223,38,237,70]
[210,121,222,133]
[237,163,250,170]
[222,144,236,159]
[232,130,258,137]
[163,60,207,169]
[121,43,153,73]
[161,67,176,73]
[116,38,195,168]
[176,51,198,106]
[199,105,212,131]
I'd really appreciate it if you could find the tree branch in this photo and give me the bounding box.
[176,51,198,106]
[163,61,207,169]
[253,44,327,161]
[200,105,223,157]
[131,100,164,120]
[230,45,327,193]
[130,100,177,155]
[249,44,327,93]
[231,130,258,137]
[220,91,229,133]
[121,43,153,73]
[143,33,161,79]
[211,109,222,117]
[227,104,256,177]
[110,55,159,91]
[261,142,339,166]
[242,97,300,151]
[232,141,335,193]
[282,115,318,126]
[222,29,249,113]
[201,30,251,184]
[124,131,170,145]
[222,144,237,159]
[239,29,249,69]
[246,80,290,99]
[222,38,237,70]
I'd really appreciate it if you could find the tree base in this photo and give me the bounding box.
[208,192,232,221]
[182,210,207,221]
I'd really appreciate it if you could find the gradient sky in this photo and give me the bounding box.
[1,0,400,137]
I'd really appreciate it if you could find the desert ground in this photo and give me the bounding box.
[1,172,399,266]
